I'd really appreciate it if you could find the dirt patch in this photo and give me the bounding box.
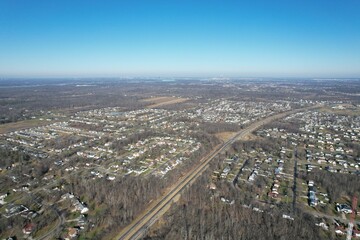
[215,131,236,141]
[243,133,261,141]
[216,131,259,142]
[173,194,181,203]
[142,97,171,102]
[142,97,189,108]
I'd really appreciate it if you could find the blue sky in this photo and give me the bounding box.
[0,0,359,78]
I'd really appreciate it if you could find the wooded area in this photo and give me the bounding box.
[146,172,331,240]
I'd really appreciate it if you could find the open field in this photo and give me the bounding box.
[318,105,360,116]
[142,97,189,108]
[242,133,261,141]
[215,131,236,141]
[0,118,53,134]
[216,131,259,142]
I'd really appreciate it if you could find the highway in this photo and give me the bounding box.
[115,106,320,240]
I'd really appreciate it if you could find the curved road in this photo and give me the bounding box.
[115,105,320,240]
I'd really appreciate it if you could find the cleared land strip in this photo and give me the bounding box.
[0,119,55,134]
[142,96,189,108]
[115,105,321,240]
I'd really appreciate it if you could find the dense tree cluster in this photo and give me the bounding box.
[304,169,360,203]
[0,81,145,123]
[199,122,242,134]
[146,174,330,240]
[0,147,30,168]
[232,138,282,154]
[68,175,165,239]
[64,131,218,239]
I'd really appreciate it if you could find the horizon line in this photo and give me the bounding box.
[1,76,360,81]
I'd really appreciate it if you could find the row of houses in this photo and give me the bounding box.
[187,99,291,124]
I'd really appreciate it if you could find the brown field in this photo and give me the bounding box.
[141,96,171,102]
[215,131,236,141]
[142,96,189,108]
[319,105,360,116]
[216,131,260,142]
[0,118,62,134]
[243,133,262,141]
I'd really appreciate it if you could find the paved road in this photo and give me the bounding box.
[115,106,320,240]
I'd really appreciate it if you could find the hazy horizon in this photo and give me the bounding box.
[1,0,360,78]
